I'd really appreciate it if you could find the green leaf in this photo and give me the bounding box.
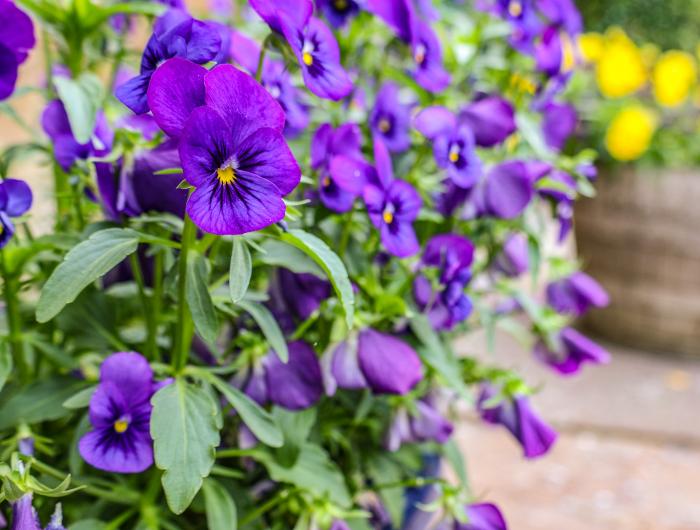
[442,438,469,488]
[36,229,141,323]
[203,478,238,530]
[62,385,96,409]
[0,377,85,430]
[209,376,283,448]
[236,299,287,363]
[69,520,107,530]
[259,239,324,277]
[0,346,11,392]
[186,252,219,344]
[256,443,351,507]
[409,314,471,402]
[151,380,221,514]
[515,113,551,160]
[272,407,316,467]
[279,229,354,328]
[54,74,104,144]
[229,238,252,304]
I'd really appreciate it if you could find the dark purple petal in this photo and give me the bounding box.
[534,328,610,375]
[410,400,453,444]
[535,26,563,77]
[311,123,333,170]
[0,42,18,101]
[186,19,224,63]
[484,161,534,219]
[319,172,357,212]
[317,0,361,28]
[414,106,457,139]
[329,520,352,530]
[537,0,582,34]
[358,328,423,394]
[230,30,262,75]
[0,178,32,217]
[546,271,609,316]
[330,123,363,156]
[78,424,154,473]
[277,269,331,320]
[459,96,516,148]
[411,20,451,93]
[264,341,324,410]
[205,63,286,140]
[423,233,475,273]
[458,502,508,530]
[116,73,154,115]
[380,220,420,258]
[147,58,207,138]
[329,156,374,195]
[0,211,16,248]
[370,82,412,153]
[0,0,35,64]
[250,0,313,33]
[236,128,301,195]
[387,179,422,222]
[99,352,154,407]
[128,143,188,218]
[11,494,40,530]
[40,99,72,140]
[542,101,577,151]
[366,0,417,42]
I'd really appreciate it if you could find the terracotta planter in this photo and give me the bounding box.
[574,166,700,357]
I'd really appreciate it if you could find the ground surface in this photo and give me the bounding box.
[454,330,700,530]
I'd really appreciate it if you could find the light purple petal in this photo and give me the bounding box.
[358,328,423,394]
[414,106,456,139]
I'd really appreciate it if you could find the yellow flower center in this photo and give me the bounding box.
[508,0,522,17]
[378,118,391,133]
[383,210,394,224]
[217,166,236,185]
[0,224,3,235]
[303,52,314,66]
[114,420,129,433]
[322,176,331,187]
[335,0,348,9]
[449,145,460,163]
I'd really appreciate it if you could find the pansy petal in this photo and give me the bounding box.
[0,0,35,63]
[311,123,333,170]
[373,137,394,187]
[380,220,420,258]
[186,20,224,63]
[205,64,285,139]
[414,106,456,139]
[115,73,153,115]
[100,352,154,406]
[388,180,422,221]
[230,30,262,75]
[78,428,154,473]
[0,179,31,217]
[366,0,417,42]
[250,0,313,33]
[236,127,301,195]
[330,123,362,156]
[147,58,207,138]
[264,340,324,410]
[358,328,423,394]
[41,99,72,139]
[329,156,373,194]
[186,170,285,235]
[0,44,18,101]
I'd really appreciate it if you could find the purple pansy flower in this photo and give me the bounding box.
[456,502,508,530]
[480,161,535,219]
[370,82,413,153]
[366,0,416,42]
[414,234,474,330]
[0,0,34,101]
[357,328,423,394]
[275,268,332,321]
[415,107,482,188]
[534,327,611,375]
[536,0,582,35]
[546,271,609,316]
[541,101,577,151]
[79,352,163,473]
[478,0,542,52]
[115,9,223,115]
[494,233,529,277]
[311,122,368,212]
[386,400,453,451]
[362,139,422,258]
[230,31,309,137]
[411,19,451,93]
[147,58,301,235]
[41,99,113,172]
[478,385,557,459]
[316,0,362,28]
[459,96,517,148]
[0,178,32,249]
[281,16,353,100]
[250,0,314,34]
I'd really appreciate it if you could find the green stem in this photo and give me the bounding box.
[338,209,354,257]
[172,213,196,372]
[148,249,164,361]
[130,252,155,357]
[256,35,272,83]
[238,491,288,527]
[215,448,259,459]
[53,165,71,229]
[1,252,28,382]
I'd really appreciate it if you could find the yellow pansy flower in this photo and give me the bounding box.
[578,32,604,63]
[595,29,647,98]
[652,50,697,107]
[605,105,657,161]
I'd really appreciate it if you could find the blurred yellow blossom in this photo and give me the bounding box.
[605,105,657,161]
[579,32,604,63]
[652,50,697,107]
[596,28,647,98]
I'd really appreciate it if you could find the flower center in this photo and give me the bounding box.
[113,418,129,433]
[414,44,427,65]
[303,52,314,66]
[378,118,392,133]
[322,176,331,187]
[449,144,461,163]
[508,0,522,17]
[217,166,237,185]
[335,0,348,9]
[383,204,395,224]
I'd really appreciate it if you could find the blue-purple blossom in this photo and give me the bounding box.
[457,502,509,530]
[357,328,423,394]
[370,82,413,153]
[459,96,517,148]
[9,494,65,530]
[494,233,529,277]
[115,9,224,114]
[41,99,113,172]
[274,268,332,321]
[0,178,32,249]
[0,0,34,101]
[415,106,482,188]
[541,101,577,151]
[414,234,475,330]
[478,385,557,459]
[147,58,301,235]
[534,327,610,375]
[386,400,454,451]
[479,161,535,219]
[79,352,163,473]
[546,271,609,316]
[250,0,313,34]
[316,0,362,28]
[411,19,451,93]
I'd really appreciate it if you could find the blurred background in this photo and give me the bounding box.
[2,1,699,529]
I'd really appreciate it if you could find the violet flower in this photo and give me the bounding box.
[116,9,224,114]
[357,328,423,394]
[370,82,413,153]
[541,101,577,151]
[0,0,34,101]
[459,96,517,148]
[479,0,542,52]
[10,494,65,530]
[281,17,353,100]
[274,268,332,321]
[362,139,422,258]
[478,385,557,459]
[79,352,164,473]
[411,19,451,93]
[414,234,475,330]
[230,31,309,137]
[415,106,482,188]
[386,400,453,451]
[546,271,609,316]
[147,58,301,235]
[366,0,416,42]
[329,520,351,530]
[41,100,113,172]
[481,161,535,219]
[0,179,32,249]
[316,0,362,28]
[456,502,508,530]
[250,0,313,34]
[534,327,610,375]
[494,233,529,277]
